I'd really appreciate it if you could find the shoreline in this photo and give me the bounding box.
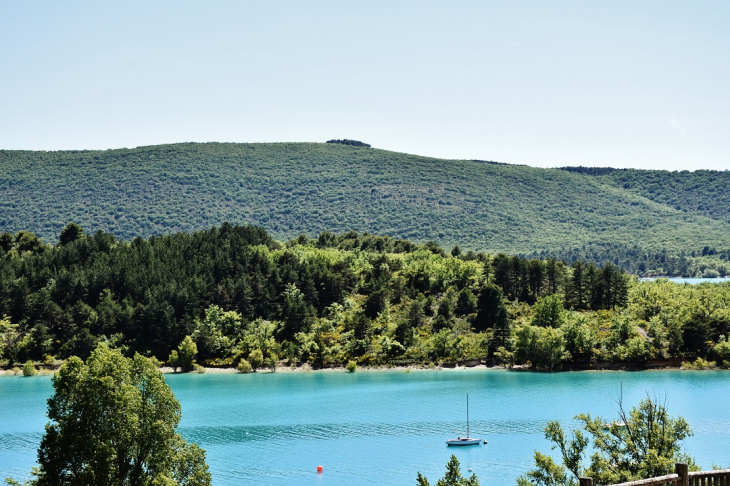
[3,362,726,377]
[157,363,504,375]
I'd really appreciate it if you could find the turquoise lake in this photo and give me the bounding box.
[2,369,729,485]
[639,277,730,284]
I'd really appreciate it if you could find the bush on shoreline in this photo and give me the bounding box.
[237,359,252,373]
[22,360,37,377]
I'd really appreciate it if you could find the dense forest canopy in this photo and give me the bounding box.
[2,224,728,372]
[1,143,728,275]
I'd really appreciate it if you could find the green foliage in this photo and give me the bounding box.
[3,221,728,371]
[561,166,730,223]
[279,283,314,340]
[30,343,211,486]
[416,455,479,486]
[248,349,264,371]
[560,314,595,363]
[532,294,566,328]
[170,336,197,372]
[514,325,570,371]
[2,143,728,272]
[714,338,730,366]
[474,284,509,337]
[58,223,83,246]
[516,450,573,486]
[266,354,277,372]
[682,357,715,370]
[622,336,655,362]
[192,305,235,361]
[237,359,252,373]
[4,470,39,486]
[22,360,37,376]
[0,315,19,364]
[346,360,357,372]
[455,288,478,316]
[13,231,47,255]
[517,397,697,485]
[325,139,371,147]
[626,279,730,359]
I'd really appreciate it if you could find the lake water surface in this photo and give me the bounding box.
[2,369,729,485]
[640,277,730,284]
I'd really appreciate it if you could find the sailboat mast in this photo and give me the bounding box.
[467,394,470,438]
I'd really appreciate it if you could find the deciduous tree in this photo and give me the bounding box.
[169,335,198,372]
[31,344,211,486]
[517,397,697,485]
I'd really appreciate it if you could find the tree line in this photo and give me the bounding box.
[3,223,728,372]
[525,243,729,278]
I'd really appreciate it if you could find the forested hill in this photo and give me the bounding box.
[559,166,730,222]
[1,143,729,262]
[2,224,729,371]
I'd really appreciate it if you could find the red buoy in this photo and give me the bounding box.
[316,465,323,473]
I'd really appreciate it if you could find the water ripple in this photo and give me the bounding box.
[0,433,42,452]
[179,418,547,445]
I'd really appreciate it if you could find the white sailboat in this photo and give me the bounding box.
[446,394,483,446]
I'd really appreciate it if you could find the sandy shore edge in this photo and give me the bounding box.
[2,363,719,377]
[0,363,506,377]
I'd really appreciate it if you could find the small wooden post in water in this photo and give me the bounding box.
[675,462,689,486]
[579,478,593,486]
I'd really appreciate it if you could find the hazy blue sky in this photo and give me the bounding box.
[1,1,728,170]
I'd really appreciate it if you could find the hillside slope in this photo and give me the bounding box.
[560,166,730,222]
[1,143,728,256]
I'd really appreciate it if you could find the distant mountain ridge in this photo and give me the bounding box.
[0,143,728,263]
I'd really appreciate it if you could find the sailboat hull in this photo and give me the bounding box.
[446,438,482,446]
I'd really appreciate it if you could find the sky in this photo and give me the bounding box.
[1,0,728,170]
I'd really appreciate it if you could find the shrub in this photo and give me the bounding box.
[249,349,264,371]
[237,359,252,373]
[194,364,206,373]
[22,360,37,376]
[169,335,197,372]
[713,339,730,364]
[622,336,654,363]
[325,139,371,148]
[346,360,357,372]
[682,357,715,370]
[266,355,277,373]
